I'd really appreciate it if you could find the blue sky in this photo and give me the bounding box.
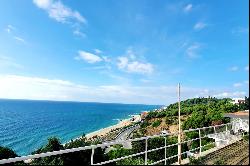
[0,0,249,105]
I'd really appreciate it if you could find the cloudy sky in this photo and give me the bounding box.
[0,0,249,105]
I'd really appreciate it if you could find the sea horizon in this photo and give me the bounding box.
[0,99,162,156]
[0,98,165,106]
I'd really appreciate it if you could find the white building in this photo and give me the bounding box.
[208,111,249,147]
[224,111,249,133]
[231,98,245,105]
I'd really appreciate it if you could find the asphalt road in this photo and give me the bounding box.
[104,125,140,152]
[115,125,139,141]
[114,125,140,149]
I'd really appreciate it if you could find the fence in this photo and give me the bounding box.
[0,123,236,165]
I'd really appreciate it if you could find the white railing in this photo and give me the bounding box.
[0,123,235,165]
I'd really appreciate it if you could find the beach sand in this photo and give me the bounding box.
[85,118,132,139]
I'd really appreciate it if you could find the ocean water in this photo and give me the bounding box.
[0,99,161,156]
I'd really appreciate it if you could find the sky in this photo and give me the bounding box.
[0,0,249,105]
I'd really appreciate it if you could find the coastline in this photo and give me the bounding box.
[63,117,134,145]
[85,118,132,139]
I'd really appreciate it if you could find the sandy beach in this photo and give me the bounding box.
[85,118,132,139]
[63,118,133,145]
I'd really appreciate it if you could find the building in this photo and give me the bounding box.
[140,111,148,121]
[231,98,246,105]
[224,110,249,133]
[207,110,249,147]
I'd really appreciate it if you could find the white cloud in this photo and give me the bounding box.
[232,80,249,88]
[33,0,51,8]
[33,0,86,24]
[117,57,129,69]
[5,25,16,33]
[13,36,26,43]
[140,79,152,83]
[183,4,192,12]
[33,0,86,36]
[76,50,102,64]
[213,91,246,98]
[73,29,86,38]
[127,61,153,74]
[94,49,102,54]
[233,83,242,87]
[102,56,111,62]
[194,22,207,30]
[229,66,238,71]
[117,57,153,75]
[5,25,27,44]
[0,74,248,105]
[0,56,23,69]
[116,48,154,75]
[245,65,249,71]
[186,43,201,58]
[0,75,90,101]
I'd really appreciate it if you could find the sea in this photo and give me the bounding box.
[0,99,161,156]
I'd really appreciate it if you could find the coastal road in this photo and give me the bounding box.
[104,125,140,152]
[115,125,139,141]
[114,125,140,149]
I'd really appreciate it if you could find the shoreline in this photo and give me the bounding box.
[63,117,135,145]
[85,118,132,139]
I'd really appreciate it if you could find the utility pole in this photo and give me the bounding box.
[178,83,182,165]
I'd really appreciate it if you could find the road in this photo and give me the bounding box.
[104,125,139,152]
[115,125,139,141]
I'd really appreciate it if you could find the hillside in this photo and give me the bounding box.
[131,97,248,139]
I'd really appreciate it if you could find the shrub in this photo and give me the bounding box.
[141,120,150,128]
[189,156,203,165]
[0,146,18,160]
[152,120,162,128]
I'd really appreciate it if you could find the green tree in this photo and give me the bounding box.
[0,146,17,160]
[31,137,64,165]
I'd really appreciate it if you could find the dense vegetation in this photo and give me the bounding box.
[143,97,249,130]
[0,97,248,165]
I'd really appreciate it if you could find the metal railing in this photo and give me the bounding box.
[0,122,237,165]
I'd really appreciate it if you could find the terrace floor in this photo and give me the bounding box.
[201,139,249,165]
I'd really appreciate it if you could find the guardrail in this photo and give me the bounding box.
[0,123,235,165]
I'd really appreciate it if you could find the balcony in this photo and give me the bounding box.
[0,123,248,165]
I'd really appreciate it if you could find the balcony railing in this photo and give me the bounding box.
[0,122,241,165]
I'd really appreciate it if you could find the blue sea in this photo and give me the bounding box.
[0,99,161,156]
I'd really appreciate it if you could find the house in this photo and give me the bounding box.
[231,98,246,105]
[223,110,249,133]
[207,110,249,147]
[140,111,148,121]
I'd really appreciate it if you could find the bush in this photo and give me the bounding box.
[201,143,215,152]
[0,146,18,160]
[152,120,162,128]
[189,156,203,165]
[155,111,166,118]
[141,120,150,128]
[0,146,26,165]
[165,116,173,125]
[243,134,249,141]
